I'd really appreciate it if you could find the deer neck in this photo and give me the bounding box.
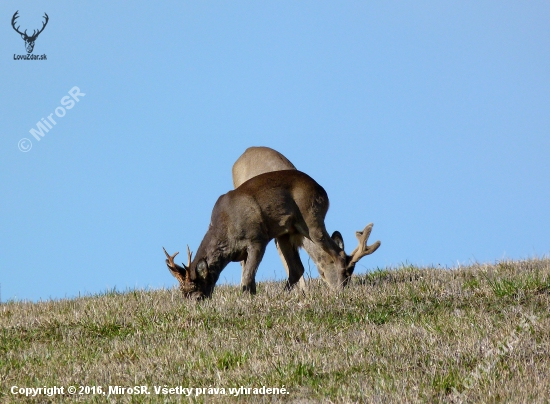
[193,232,232,280]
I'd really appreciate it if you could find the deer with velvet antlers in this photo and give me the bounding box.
[231,146,380,289]
[163,147,380,298]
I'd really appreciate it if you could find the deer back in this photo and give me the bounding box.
[220,169,329,241]
[232,146,296,188]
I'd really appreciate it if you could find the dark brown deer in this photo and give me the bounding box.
[232,147,380,288]
[11,11,49,54]
[163,170,348,299]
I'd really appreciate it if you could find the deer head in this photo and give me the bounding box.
[12,11,49,54]
[304,223,380,287]
[163,246,213,300]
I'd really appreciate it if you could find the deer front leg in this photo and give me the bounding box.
[276,235,307,292]
[241,243,267,294]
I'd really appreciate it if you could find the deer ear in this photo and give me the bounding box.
[197,259,208,279]
[331,231,344,250]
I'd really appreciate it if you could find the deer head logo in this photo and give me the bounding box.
[11,11,49,54]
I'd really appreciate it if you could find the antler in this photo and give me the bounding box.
[348,223,381,267]
[186,245,193,268]
[11,11,25,36]
[163,247,180,269]
[163,245,193,269]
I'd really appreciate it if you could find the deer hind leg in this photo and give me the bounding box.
[241,243,267,294]
[276,234,307,292]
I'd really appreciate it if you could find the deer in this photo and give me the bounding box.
[232,146,380,289]
[11,11,49,54]
[163,170,349,299]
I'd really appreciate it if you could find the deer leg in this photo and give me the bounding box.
[276,235,307,291]
[275,238,307,291]
[241,243,267,294]
[274,239,292,281]
[240,260,246,279]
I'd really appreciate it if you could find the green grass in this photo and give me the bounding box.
[1,258,549,403]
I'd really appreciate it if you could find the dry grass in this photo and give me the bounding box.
[1,258,549,403]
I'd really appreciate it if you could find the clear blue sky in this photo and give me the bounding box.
[1,1,548,302]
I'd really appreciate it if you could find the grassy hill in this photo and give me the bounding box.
[1,258,549,403]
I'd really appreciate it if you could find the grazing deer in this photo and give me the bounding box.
[232,146,380,288]
[163,170,348,299]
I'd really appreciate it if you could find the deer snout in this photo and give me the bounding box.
[184,290,207,300]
